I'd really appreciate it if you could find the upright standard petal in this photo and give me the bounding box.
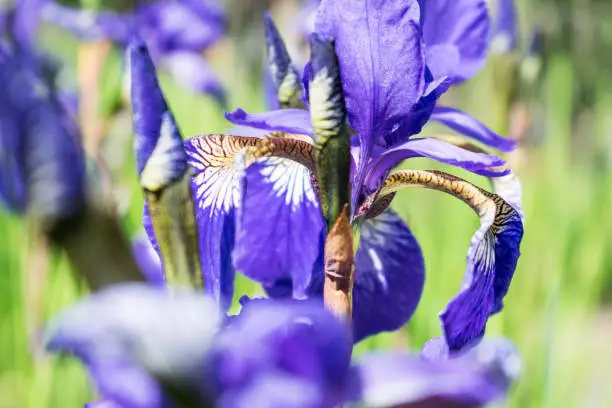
[372,170,523,353]
[233,158,325,298]
[430,106,516,152]
[422,0,490,82]
[210,299,352,408]
[352,210,425,342]
[353,338,521,407]
[315,0,425,206]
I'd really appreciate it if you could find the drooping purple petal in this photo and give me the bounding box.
[45,284,221,407]
[159,51,226,104]
[315,0,425,207]
[364,137,509,191]
[233,158,325,299]
[491,0,518,54]
[305,210,424,343]
[352,209,425,342]
[41,2,133,43]
[353,338,521,407]
[210,299,352,408]
[363,169,523,354]
[184,136,240,311]
[422,0,490,82]
[430,106,516,152]
[225,108,313,135]
[131,233,164,287]
[441,188,523,353]
[137,0,224,54]
[128,39,187,190]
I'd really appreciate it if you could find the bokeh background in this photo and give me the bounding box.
[1,0,612,407]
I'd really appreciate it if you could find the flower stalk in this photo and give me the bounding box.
[309,34,354,324]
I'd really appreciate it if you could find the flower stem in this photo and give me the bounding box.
[323,205,355,326]
[47,207,145,291]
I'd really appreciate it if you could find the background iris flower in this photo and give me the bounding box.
[38,0,227,102]
[178,0,524,352]
[45,283,521,408]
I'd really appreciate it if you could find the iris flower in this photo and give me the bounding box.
[0,39,85,219]
[161,0,524,353]
[39,0,226,102]
[45,283,521,408]
[292,0,515,149]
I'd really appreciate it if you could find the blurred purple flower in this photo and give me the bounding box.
[210,0,524,349]
[420,0,490,83]
[40,0,227,103]
[45,284,521,408]
[0,40,85,221]
[491,0,518,55]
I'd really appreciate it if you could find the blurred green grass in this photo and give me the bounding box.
[2,2,612,407]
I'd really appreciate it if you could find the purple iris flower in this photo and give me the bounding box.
[0,40,85,221]
[292,0,515,152]
[40,0,226,102]
[45,283,521,408]
[189,0,524,351]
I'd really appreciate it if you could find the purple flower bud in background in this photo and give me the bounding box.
[0,41,85,225]
[39,0,227,103]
